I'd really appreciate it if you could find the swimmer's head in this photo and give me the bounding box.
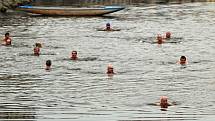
[5,32,10,37]
[71,50,78,60]
[72,50,77,55]
[106,23,111,30]
[180,56,187,64]
[35,43,42,48]
[160,96,168,102]
[45,60,52,70]
[46,60,52,67]
[34,44,40,56]
[106,23,110,27]
[160,96,168,108]
[166,32,171,39]
[107,64,114,74]
[180,56,186,61]
[108,64,113,68]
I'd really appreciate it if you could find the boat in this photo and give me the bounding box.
[16,5,125,16]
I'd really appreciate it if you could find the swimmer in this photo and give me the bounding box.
[178,56,187,65]
[154,96,176,109]
[148,96,177,110]
[2,32,12,46]
[165,32,171,39]
[33,43,41,56]
[97,23,120,31]
[105,23,112,31]
[106,64,115,74]
[159,96,172,108]
[156,34,164,44]
[70,51,78,60]
[45,60,51,70]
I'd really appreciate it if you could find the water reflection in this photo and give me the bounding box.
[0,110,36,120]
[0,73,38,120]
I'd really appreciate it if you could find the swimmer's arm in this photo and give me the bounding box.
[113,28,121,31]
[97,28,109,31]
[147,103,160,106]
[167,103,172,106]
[168,101,177,106]
[155,102,160,106]
[171,101,177,105]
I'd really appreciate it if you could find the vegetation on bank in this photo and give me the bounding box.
[0,0,31,12]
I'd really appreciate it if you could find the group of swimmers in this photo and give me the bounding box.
[1,23,187,110]
[156,32,171,44]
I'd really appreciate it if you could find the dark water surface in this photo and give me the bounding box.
[0,2,215,121]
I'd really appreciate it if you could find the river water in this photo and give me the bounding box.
[0,1,215,121]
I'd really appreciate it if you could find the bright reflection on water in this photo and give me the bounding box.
[0,1,215,121]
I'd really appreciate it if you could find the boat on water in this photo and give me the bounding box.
[16,5,125,16]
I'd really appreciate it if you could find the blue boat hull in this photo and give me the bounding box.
[16,6,125,16]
